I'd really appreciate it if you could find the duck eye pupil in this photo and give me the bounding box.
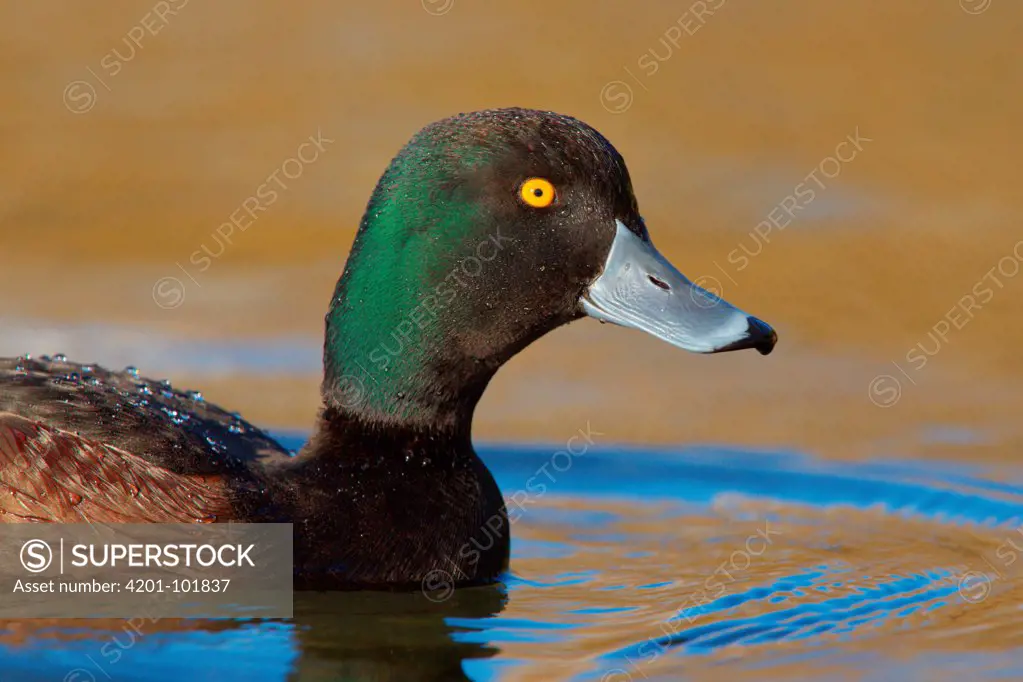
[533,188,543,197]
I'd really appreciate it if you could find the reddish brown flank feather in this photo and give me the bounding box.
[0,413,233,524]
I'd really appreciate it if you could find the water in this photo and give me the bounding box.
[4,435,1023,681]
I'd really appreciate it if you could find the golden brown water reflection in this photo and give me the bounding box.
[2,1,1023,679]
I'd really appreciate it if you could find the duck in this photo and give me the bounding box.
[0,108,776,590]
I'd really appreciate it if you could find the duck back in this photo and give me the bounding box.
[0,356,289,523]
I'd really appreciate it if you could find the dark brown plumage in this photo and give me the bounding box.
[0,355,273,523]
[0,107,776,590]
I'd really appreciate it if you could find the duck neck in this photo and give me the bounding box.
[320,301,505,433]
[320,257,510,434]
[307,403,473,463]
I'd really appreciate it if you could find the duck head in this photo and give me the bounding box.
[324,108,776,430]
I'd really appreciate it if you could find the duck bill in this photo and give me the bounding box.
[581,220,777,355]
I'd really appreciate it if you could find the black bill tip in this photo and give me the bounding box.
[747,317,778,355]
[711,316,778,355]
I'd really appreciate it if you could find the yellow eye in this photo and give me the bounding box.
[519,178,556,208]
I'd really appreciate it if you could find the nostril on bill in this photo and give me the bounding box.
[647,275,670,291]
